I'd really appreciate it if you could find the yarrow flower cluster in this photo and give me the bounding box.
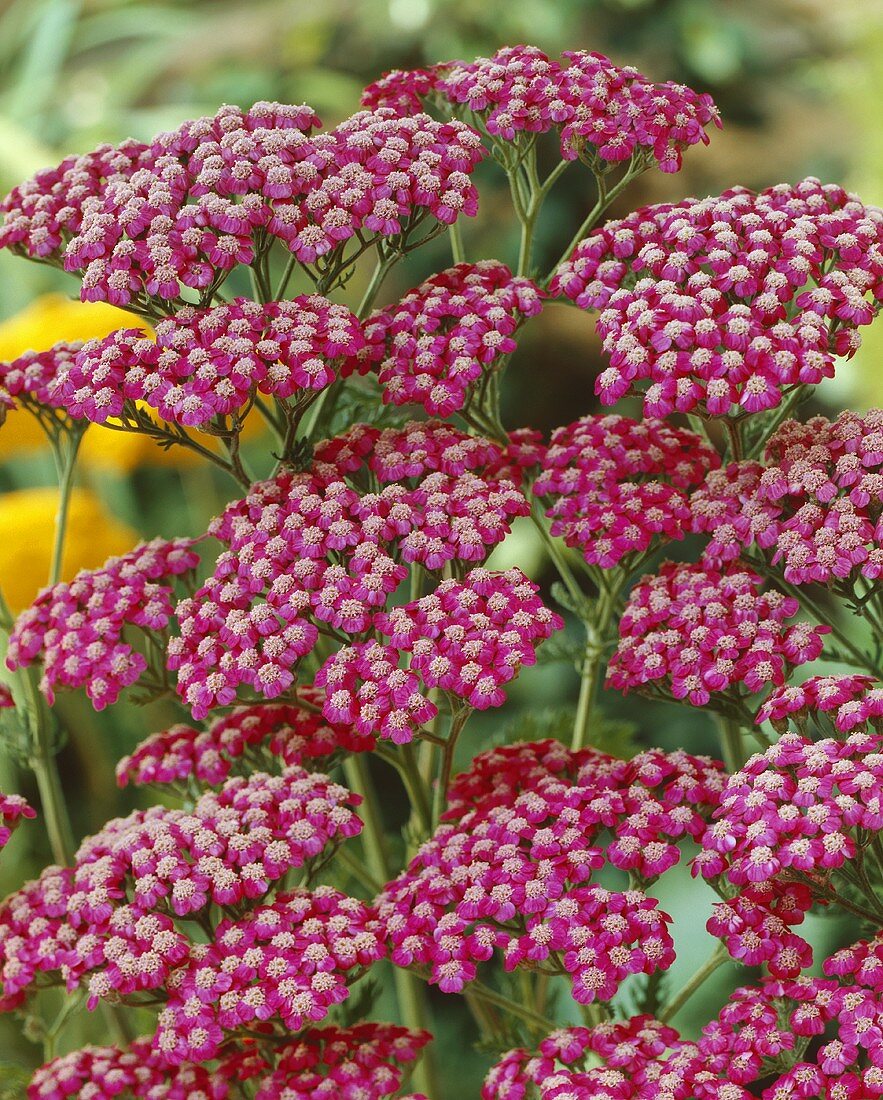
[346,261,543,416]
[695,410,883,586]
[552,179,883,417]
[0,102,486,305]
[484,967,883,1099]
[0,792,35,851]
[377,739,722,1000]
[363,45,720,171]
[0,341,89,419]
[116,691,374,789]
[59,295,362,427]
[532,413,719,568]
[7,537,199,709]
[155,887,384,1064]
[699,731,883,889]
[29,1024,430,1100]
[757,674,883,733]
[607,560,828,707]
[171,421,533,722]
[319,567,562,737]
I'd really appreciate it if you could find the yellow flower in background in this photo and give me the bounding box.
[0,487,138,611]
[0,293,267,471]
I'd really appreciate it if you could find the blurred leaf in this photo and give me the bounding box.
[0,1062,30,1100]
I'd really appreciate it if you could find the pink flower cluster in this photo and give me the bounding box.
[0,792,35,851]
[319,568,562,738]
[1,102,485,305]
[377,739,723,1000]
[30,1023,429,1100]
[0,342,87,417]
[363,45,720,171]
[552,179,883,417]
[607,560,828,707]
[7,538,199,709]
[697,411,883,586]
[757,674,883,733]
[698,731,883,889]
[347,261,543,416]
[171,422,533,723]
[156,887,384,1064]
[8,770,358,1013]
[59,296,362,427]
[485,968,883,1099]
[705,880,814,979]
[533,413,719,568]
[116,692,374,789]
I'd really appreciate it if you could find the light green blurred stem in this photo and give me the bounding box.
[48,428,84,586]
[343,756,440,1096]
[718,716,747,773]
[571,584,617,752]
[659,943,729,1023]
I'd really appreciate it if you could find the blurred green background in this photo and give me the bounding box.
[1,0,882,1092]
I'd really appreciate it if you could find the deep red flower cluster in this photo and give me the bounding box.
[0,102,485,305]
[29,1024,430,1100]
[377,739,723,1000]
[533,413,719,567]
[363,45,720,171]
[552,179,883,417]
[7,538,199,709]
[171,422,535,723]
[116,692,374,789]
[59,295,362,427]
[607,560,828,707]
[0,792,35,851]
[346,261,543,416]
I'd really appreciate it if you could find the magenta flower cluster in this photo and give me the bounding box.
[116,692,375,789]
[347,260,543,416]
[532,413,720,567]
[7,537,198,709]
[757,673,883,733]
[377,739,722,1000]
[170,421,537,724]
[695,410,883,586]
[0,341,86,417]
[363,44,720,171]
[59,295,362,427]
[607,560,828,707]
[552,179,883,417]
[0,102,485,305]
[0,792,35,851]
[484,962,883,1098]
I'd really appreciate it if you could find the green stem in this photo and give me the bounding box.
[718,715,747,773]
[275,251,298,299]
[357,252,398,319]
[529,502,584,609]
[468,979,557,1034]
[659,943,729,1023]
[48,428,85,586]
[449,221,466,264]
[431,707,471,827]
[342,756,440,1096]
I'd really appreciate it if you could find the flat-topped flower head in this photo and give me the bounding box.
[534,414,720,568]
[117,691,374,789]
[607,560,828,709]
[58,295,362,427]
[156,887,384,1064]
[7,537,199,709]
[0,342,93,421]
[699,730,883,891]
[0,102,485,306]
[552,179,883,417]
[173,427,531,721]
[363,46,720,172]
[378,739,722,1001]
[346,261,543,417]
